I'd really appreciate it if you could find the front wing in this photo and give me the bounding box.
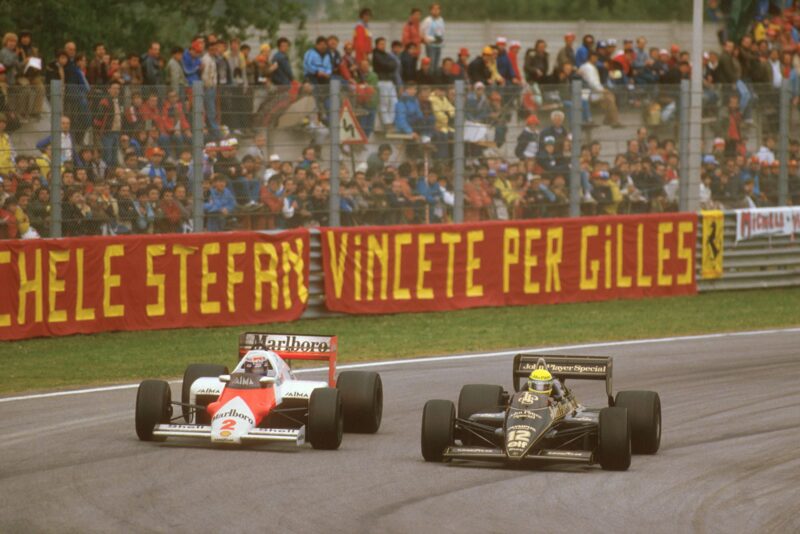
[443,446,593,464]
[152,424,306,445]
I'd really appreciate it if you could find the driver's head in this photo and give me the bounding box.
[528,369,553,395]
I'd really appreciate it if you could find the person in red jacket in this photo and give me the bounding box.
[353,8,373,64]
[402,8,422,48]
[0,196,18,239]
[159,89,191,158]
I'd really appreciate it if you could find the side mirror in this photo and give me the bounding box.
[259,376,277,386]
[219,374,231,383]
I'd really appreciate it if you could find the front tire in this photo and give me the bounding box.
[135,380,172,441]
[598,407,631,471]
[336,371,383,433]
[181,363,228,423]
[421,400,455,462]
[615,390,661,454]
[458,384,504,445]
[307,388,343,450]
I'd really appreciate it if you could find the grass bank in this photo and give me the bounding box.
[1,288,798,394]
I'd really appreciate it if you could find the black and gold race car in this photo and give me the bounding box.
[420,355,660,470]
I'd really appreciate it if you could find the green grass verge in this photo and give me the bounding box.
[1,288,798,395]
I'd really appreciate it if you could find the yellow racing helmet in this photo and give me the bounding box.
[528,368,553,395]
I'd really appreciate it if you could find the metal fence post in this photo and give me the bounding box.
[778,79,791,206]
[678,79,691,212]
[569,79,582,217]
[453,80,465,223]
[49,80,62,238]
[329,80,341,227]
[191,81,204,233]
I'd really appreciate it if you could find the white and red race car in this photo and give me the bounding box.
[135,333,382,449]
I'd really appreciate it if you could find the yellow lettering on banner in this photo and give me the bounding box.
[615,224,632,288]
[103,245,125,318]
[172,244,197,314]
[254,243,279,311]
[354,235,362,301]
[502,228,520,293]
[416,233,435,300]
[579,225,599,290]
[366,234,389,301]
[327,232,348,299]
[75,249,95,321]
[17,249,43,325]
[48,250,69,323]
[636,224,652,287]
[545,228,563,293]
[677,221,694,285]
[657,222,674,286]
[441,232,461,298]
[604,226,612,289]
[523,228,542,294]
[393,233,412,300]
[281,238,308,309]
[466,230,484,297]
[226,242,246,312]
[200,243,221,314]
[0,251,10,327]
[145,245,166,317]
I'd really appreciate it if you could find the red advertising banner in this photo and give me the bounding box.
[321,214,697,314]
[0,230,310,340]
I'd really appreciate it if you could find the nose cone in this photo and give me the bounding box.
[211,396,256,444]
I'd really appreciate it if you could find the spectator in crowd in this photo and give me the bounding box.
[272,38,294,85]
[402,8,423,49]
[373,37,398,129]
[353,8,373,64]
[420,3,445,74]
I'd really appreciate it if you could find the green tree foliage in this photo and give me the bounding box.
[326,0,692,22]
[0,0,305,59]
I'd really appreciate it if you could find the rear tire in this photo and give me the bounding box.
[421,400,455,462]
[307,388,343,450]
[336,371,383,433]
[458,384,504,445]
[182,363,228,423]
[615,390,661,454]
[135,380,172,442]
[598,407,631,471]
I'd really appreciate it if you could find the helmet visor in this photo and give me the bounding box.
[529,378,552,393]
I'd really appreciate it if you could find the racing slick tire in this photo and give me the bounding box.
[421,400,455,462]
[598,407,632,471]
[458,384,504,445]
[308,388,344,450]
[614,390,661,454]
[182,363,229,423]
[336,371,383,434]
[135,380,172,442]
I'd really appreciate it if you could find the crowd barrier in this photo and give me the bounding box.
[3,208,798,341]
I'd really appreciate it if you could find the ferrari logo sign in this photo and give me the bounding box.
[701,210,724,279]
[339,98,368,145]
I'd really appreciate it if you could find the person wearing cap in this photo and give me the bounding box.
[515,114,540,160]
[420,3,445,74]
[467,47,493,86]
[577,48,621,127]
[466,81,490,123]
[416,56,436,86]
[495,37,515,84]
[507,41,523,83]
[556,32,577,69]
[454,48,470,82]
[263,154,282,183]
[402,8,423,48]
[540,110,567,154]
[182,38,204,86]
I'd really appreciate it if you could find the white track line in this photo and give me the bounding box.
[2,327,798,404]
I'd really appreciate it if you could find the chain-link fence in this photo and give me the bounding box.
[1,78,798,239]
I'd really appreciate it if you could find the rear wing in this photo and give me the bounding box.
[239,333,338,386]
[513,354,613,405]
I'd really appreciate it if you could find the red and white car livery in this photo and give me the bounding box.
[135,333,383,450]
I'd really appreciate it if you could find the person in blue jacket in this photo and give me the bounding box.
[204,174,236,231]
[394,82,425,138]
[415,170,444,222]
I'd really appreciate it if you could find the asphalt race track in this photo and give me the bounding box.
[1,329,799,533]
